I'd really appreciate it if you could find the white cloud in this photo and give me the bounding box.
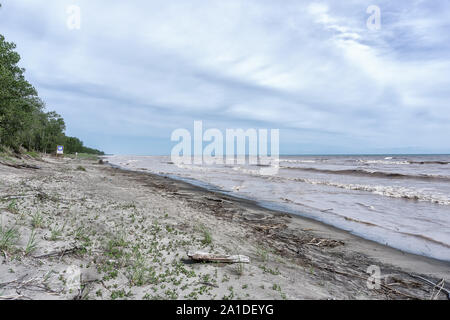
[0,0,449,154]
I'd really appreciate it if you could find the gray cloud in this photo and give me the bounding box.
[1,0,449,154]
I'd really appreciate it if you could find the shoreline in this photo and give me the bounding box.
[108,162,450,273]
[0,156,449,300]
[107,158,450,264]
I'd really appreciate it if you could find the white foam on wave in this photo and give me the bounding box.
[281,159,316,164]
[292,177,450,206]
[358,159,410,165]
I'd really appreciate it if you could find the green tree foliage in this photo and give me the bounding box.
[0,6,103,155]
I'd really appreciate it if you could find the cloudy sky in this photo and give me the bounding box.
[1,0,449,155]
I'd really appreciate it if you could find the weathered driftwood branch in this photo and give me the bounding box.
[0,161,41,170]
[0,162,41,170]
[0,294,29,300]
[410,274,450,300]
[319,266,424,300]
[0,161,41,169]
[0,274,60,297]
[187,251,250,263]
[1,195,34,201]
[0,274,29,288]
[33,246,80,259]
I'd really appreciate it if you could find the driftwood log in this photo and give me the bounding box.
[0,162,40,170]
[410,274,450,300]
[187,251,250,263]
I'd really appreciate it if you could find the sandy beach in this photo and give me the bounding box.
[0,155,449,300]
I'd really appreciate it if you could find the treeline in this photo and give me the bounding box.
[0,5,103,156]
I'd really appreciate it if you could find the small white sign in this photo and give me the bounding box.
[57,146,64,155]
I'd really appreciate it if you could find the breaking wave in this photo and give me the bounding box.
[281,159,317,164]
[357,159,410,165]
[357,159,450,165]
[281,166,450,182]
[290,177,450,205]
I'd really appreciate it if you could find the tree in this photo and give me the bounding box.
[0,34,39,148]
[0,5,103,155]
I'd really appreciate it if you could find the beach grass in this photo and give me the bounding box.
[200,225,213,245]
[24,229,38,255]
[0,224,19,252]
[65,153,100,161]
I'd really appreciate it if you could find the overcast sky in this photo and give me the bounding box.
[1,0,449,155]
